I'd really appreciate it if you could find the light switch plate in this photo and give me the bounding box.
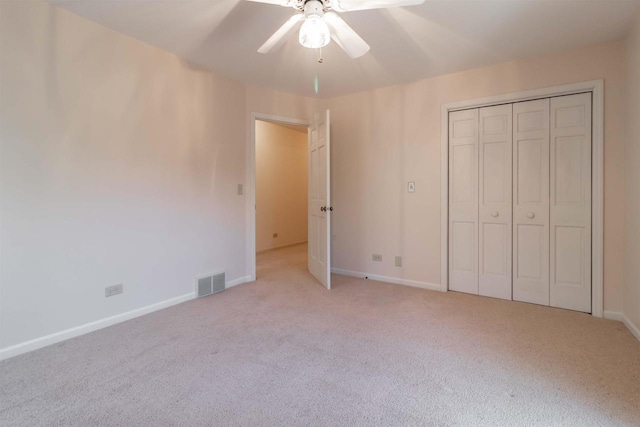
[237,184,243,195]
[408,182,415,193]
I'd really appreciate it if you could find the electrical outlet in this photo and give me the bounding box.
[395,256,402,267]
[372,254,382,262]
[273,232,278,238]
[105,284,123,297]
[408,182,415,193]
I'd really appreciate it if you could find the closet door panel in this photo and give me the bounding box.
[550,93,592,312]
[479,104,512,300]
[449,109,479,295]
[513,99,550,306]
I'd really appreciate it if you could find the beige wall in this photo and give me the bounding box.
[624,13,640,334]
[246,85,316,122]
[0,1,315,353]
[322,41,627,313]
[255,121,308,252]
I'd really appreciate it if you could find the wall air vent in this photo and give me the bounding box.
[196,272,225,298]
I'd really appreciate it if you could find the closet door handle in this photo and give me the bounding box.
[491,211,499,217]
[527,212,535,219]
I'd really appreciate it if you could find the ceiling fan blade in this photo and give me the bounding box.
[258,14,304,54]
[323,12,370,58]
[330,0,425,12]
[246,0,298,7]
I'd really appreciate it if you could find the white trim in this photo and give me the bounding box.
[440,79,604,317]
[622,315,640,341]
[440,100,450,293]
[591,80,605,318]
[332,268,441,292]
[226,275,252,288]
[248,113,310,283]
[603,311,640,341]
[603,311,624,321]
[0,292,195,361]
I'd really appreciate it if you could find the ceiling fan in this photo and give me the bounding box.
[248,0,426,59]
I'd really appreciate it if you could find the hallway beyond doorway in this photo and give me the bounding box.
[257,242,316,285]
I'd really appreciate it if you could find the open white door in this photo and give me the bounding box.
[308,110,331,289]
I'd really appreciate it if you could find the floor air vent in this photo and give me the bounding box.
[196,272,225,298]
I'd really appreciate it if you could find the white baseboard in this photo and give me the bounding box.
[0,292,196,361]
[331,268,440,292]
[226,275,252,288]
[603,311,640,341]
[603,311,623,321]
[0,274,255,361]
[622,314,640,341]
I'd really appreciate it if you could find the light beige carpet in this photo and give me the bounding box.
[1,243,639,426]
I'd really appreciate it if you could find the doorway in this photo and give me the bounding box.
[248,114,309,282]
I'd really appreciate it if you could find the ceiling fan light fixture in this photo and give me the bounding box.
[299,14,331,49]
[254,0,419,58]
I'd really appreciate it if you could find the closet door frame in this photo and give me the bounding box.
[439,79,604,317]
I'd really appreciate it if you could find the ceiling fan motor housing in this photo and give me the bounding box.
[304,1,326,17]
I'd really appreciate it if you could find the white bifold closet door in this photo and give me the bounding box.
[448,93,592,313]
[549,93,592,312]
[449,109,479,295]
[512,98,551,306]
[449,105,513,299]
[479,104,513,300]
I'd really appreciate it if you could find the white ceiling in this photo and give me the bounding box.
[49,0,640,98]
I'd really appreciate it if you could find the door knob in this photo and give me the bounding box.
[320,206,326,212]
[527,212,535,219]
[491,211,499,217]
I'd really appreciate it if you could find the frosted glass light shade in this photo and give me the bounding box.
[299,15,330,49]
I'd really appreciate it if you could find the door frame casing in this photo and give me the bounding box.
[440,79,604,317]
[247,113,309,282]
